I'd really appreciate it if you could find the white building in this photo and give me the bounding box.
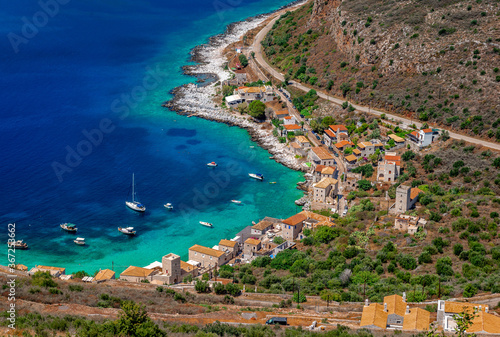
[407,128,439,148]
[377,153,401,183]
[313,177,338,203]
[225,94,243,107]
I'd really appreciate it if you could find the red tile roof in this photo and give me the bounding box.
[324,129,336,138]
[329,125,348,132]
[335,140,354,148]
[314,164,326,172]
[422,128,433,133]
[283,213,307,226]
[284,124,301,130]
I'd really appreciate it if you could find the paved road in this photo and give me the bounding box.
[252,13,500,151]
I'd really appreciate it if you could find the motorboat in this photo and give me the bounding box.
[118,227,136,236]
[249,173,264,181]
[7,240,28,250]
[74,237,85,246]
[207,162,218,167]
[164,203,173,210]
[199,221,213,228]
[60,223,78,232]
[231,200,242,204]
[269,181,277,184]
[125,173,146,212]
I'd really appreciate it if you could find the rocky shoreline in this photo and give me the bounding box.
[163,1,308,173]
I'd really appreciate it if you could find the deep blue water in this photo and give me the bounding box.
[0,0,301,274]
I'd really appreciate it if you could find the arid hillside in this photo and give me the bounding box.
[261,0,500,139]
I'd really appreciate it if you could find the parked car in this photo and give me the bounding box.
[266,317,287,325]
[299,114,304,118]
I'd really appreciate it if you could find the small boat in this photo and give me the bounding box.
[7,240,28,250]
[207,162,218,167]
[60,223,78,232]
[269,181,277,184]
[249,173,264,181]
[125,173,146,212]
[199,221,213,228]
[118,227,136,236]
[74,237,85,246]
[249,146,255,148]
[164,203,173,210]
[231,200,242,204]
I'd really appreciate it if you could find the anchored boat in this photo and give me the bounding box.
[231,200,242,204]
[164,203,173,210]
[74,237,85,246]
[125,173,146,212]
[7,240,28,250]
[118,227,136,236]
[249,173,264,181]
[60,223,78,232]
[199,221,213,228]
[207,162,218,167]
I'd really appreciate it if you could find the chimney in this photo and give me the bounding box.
[384,303,388,312]
[485,306,489,313]
[406,305,410,314]
[403,292,406,302]
[365,299,369,307]
[479,305,482,312]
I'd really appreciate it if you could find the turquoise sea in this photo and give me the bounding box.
[0,0,302,274]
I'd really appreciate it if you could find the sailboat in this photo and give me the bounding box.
[125,173,146,212]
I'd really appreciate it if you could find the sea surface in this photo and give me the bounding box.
[0,0,301,274]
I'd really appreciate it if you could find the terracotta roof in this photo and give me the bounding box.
[284,116,292,120]
[284,124,301,130]
[36,265,65,272]
[358,142,373,149]
[422,128,433,133]
[120,266,155,278]
[468,311,500,334]
[311,147,334,160]
[324,129,336,138]
[443,301,487,314]
[388,134,405,142]
[239,86,266,93]
[345,154,358,162]
[372,142,384,147]
[283,213,307,226]
[385,154,401,166]
[252,220,273,231]
[219,239,237,248]
[299,210,332,223]
[360,303,388,329]
[315,164,326,172]
[15,264,28,271]
[321,166,336,175]
[275,110,289,115]
[329,125,348,132]
[410,187,423,200]
[335,140,354,148]
[245,238,261,246]
[94,269,115,281]
[353,149,362,155]
[290,142,300,149]
[180,261,198,272]
[296,136,309,144]
[189,244,226,257]
[384,294,406,317]
[314,177,338,189]
[411,131,418,137]
[403,308,430,331]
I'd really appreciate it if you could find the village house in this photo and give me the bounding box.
[407,128,439,149]
[296,135,311,149]
[225,94,243,108]
[312,165,337,183]
[328,125,349,142]
[377,153,401,182]
[282,124,302,135]
[323,129,336,148]
[394,215,427,234]
[394,185,423,213]
[384,294,407,328]
[300,211,336,230]
[345,172,362,190]
[28,265,66,277]
[94,269,115,283]
[402,307,431,331]
[281,213,307,241]
[274,109,289,119]
[357,141,376,157]
[360,302,388,329]
[218,239,239,259]
[234,69,247,84]
[188,244,229,268]
[437,301,499,334]
[344,154,358,167]
[146,253,200,285]
[120,266,157,283]
[352,148,362,158]
[334,140,354,152]
[387,134,406,149]
[250,220,274,236]
[243,238,262,260]
[308,146,335,167]
[288,142,304,156]
[312,177,338,203]
[283,116,297,125]
[235,86,274,103]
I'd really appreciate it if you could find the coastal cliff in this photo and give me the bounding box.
[262,0,500,139]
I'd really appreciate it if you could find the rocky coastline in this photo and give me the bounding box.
[163,1,308,173]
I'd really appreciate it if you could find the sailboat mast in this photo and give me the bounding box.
[132,173,135,202]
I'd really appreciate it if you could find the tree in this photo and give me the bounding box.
[194,280,211,293]
[358,179,372,191]
[402,150,416,161]
[248,100,266,119]
[116,301,166,337]
[340,83,351,97]
[238,54,248,67]
[320,289,340,307]
[352,271,379,298]
[493,157,500,169]
[453,308,478,337]
[436,257,453,276]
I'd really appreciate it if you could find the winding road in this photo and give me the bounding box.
[252,12,500,151]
